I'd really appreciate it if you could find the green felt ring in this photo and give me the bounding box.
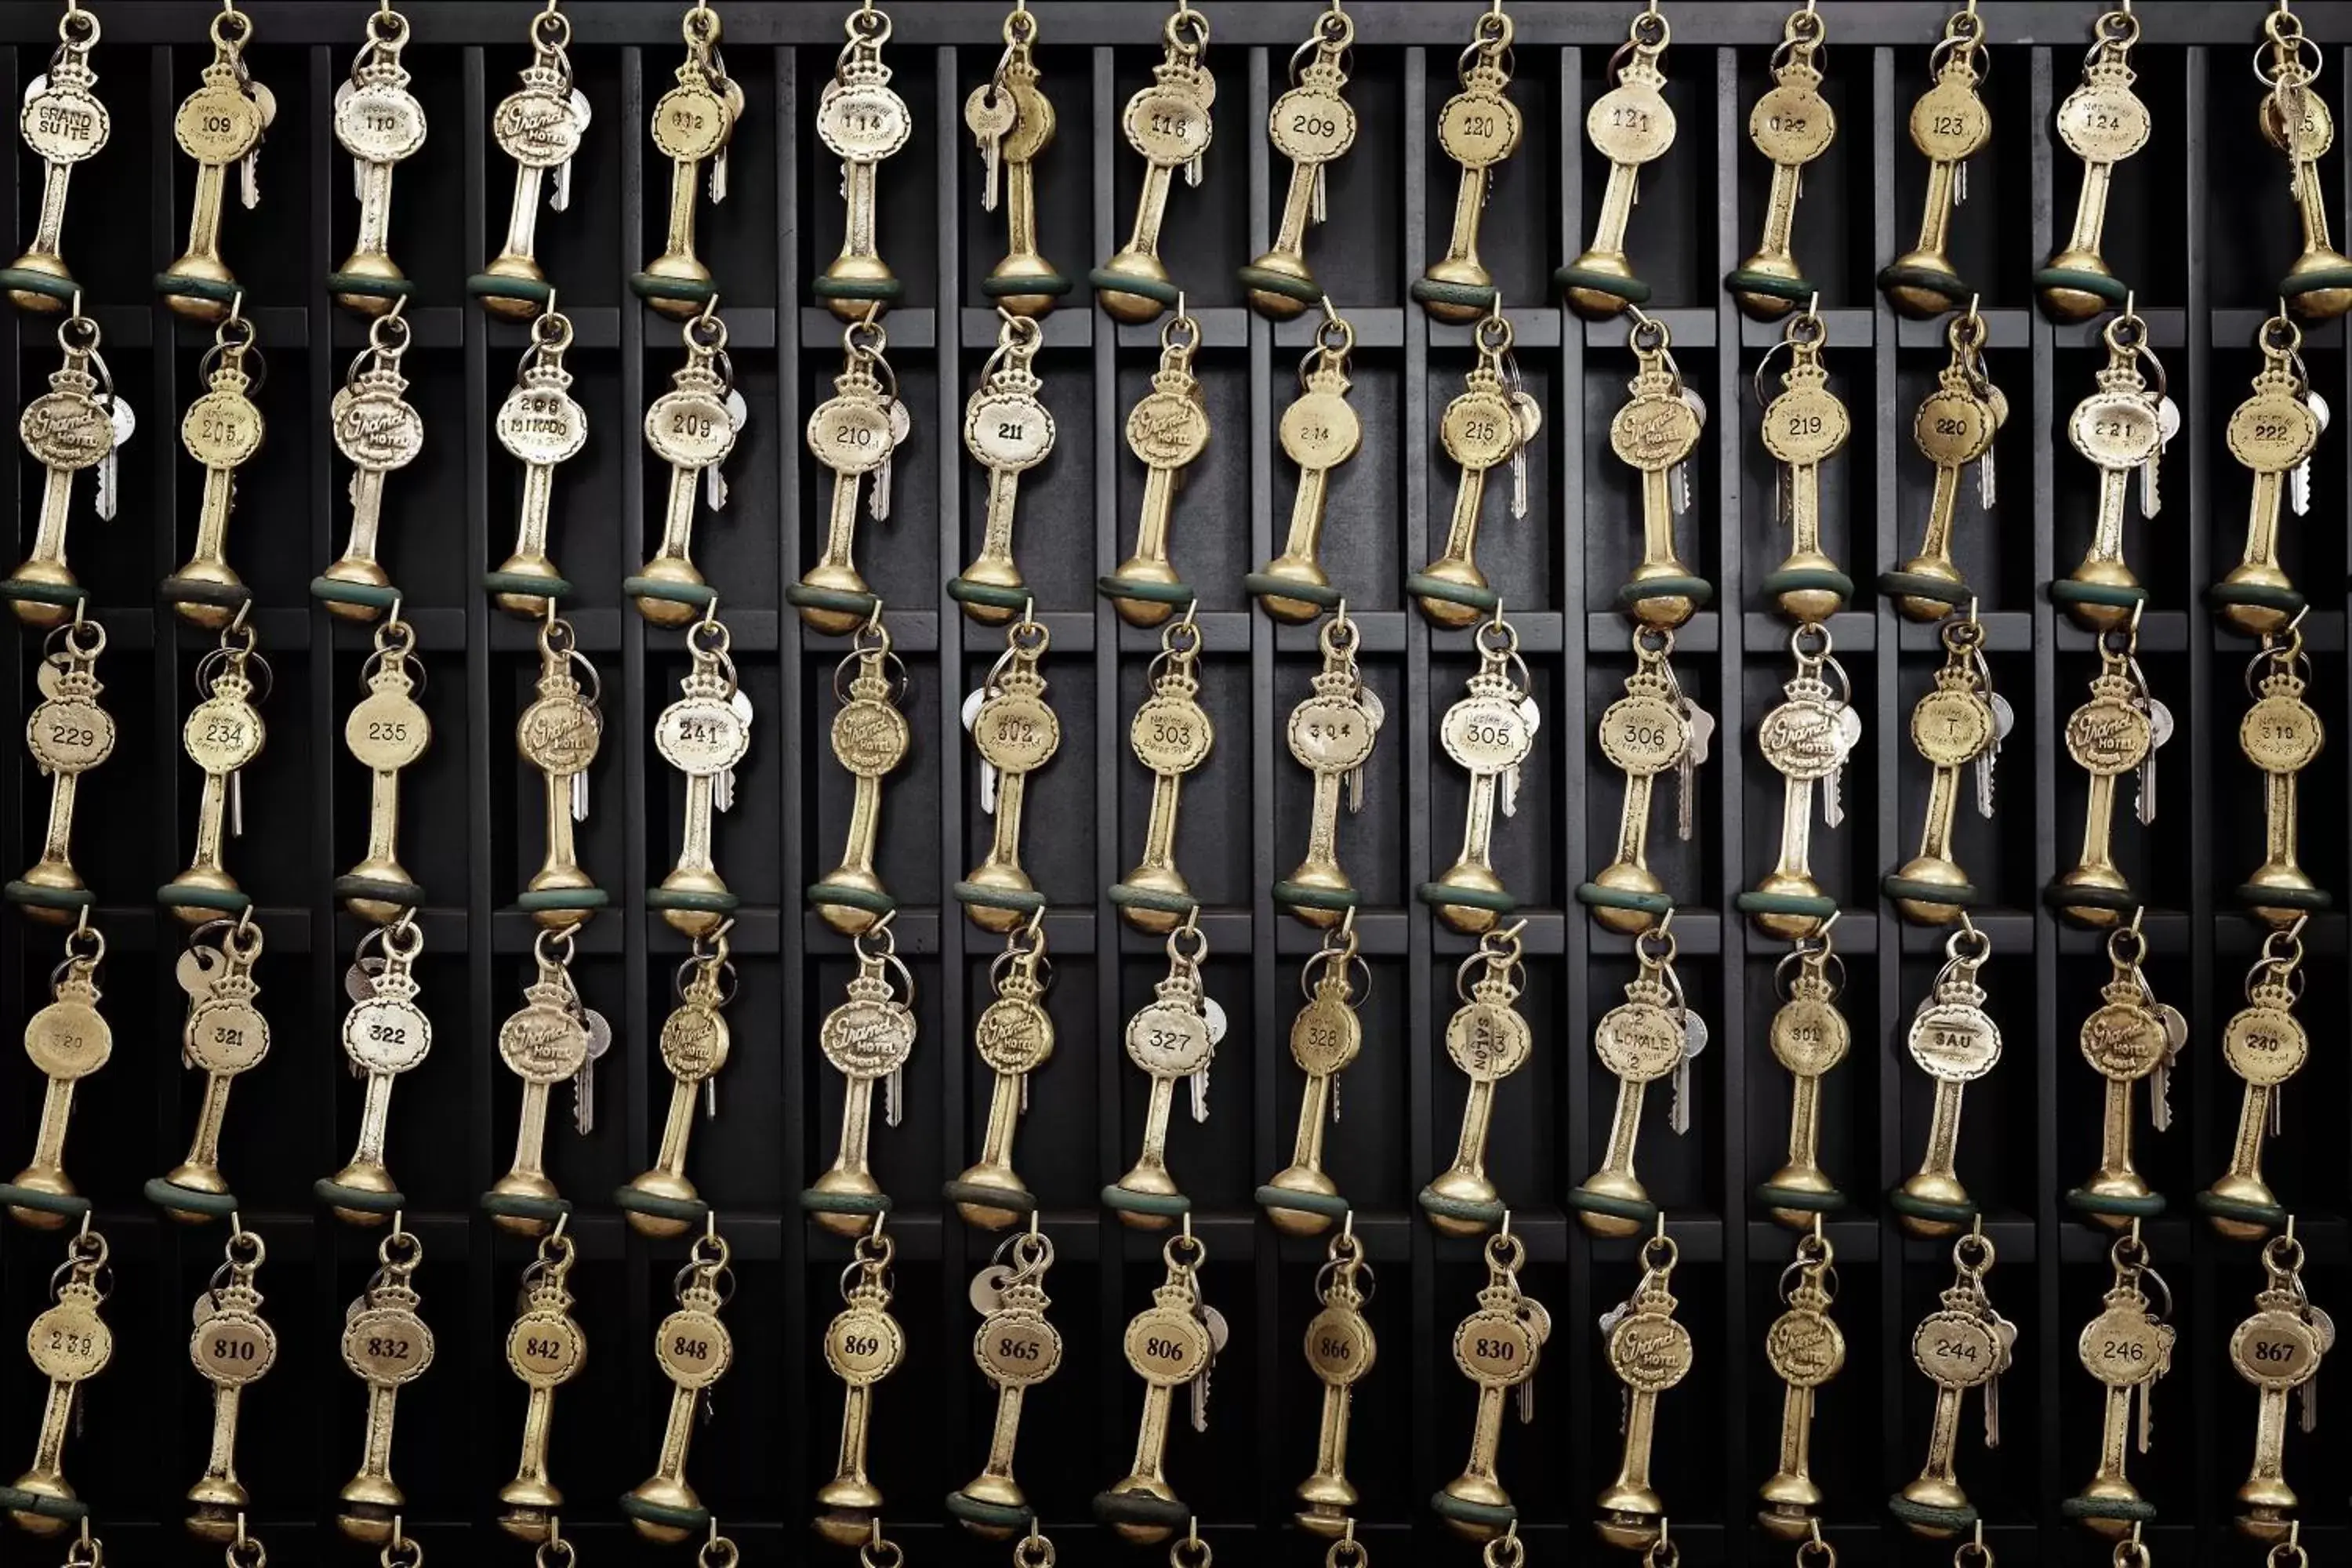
[0,1185,88,1218]
[1760,566,1853,604]
[1876,570,1973,607]
[2235,881,2332,912]
[0,267,77,302]
[1880,874,1980,910]
[618,1495,710,1533]
[1417,1187,1504,1226]
[1566,1187,1657,1225]
[2205,580,2306,614]
[628,272,717,304]
[786,583,880,616]
[1273,880,1359,914]
[1417,880,1518,916]
[0,1486,85,1521]
[5,881,93,911]
[154,271,241,304]
[799,1188,894,1217]
[811,275,904,303]
[144,1178,240,1218]
[480,1190,573,1223]
[2279,265,2352,297]
[622,575,716,608]
[1102,1184,1192,1218]
[1876,263,1971,307]
[1553,265,1652,305]
[942,1178,1036,1216]
[1242,573,1343,608]
[467,273,554,306]
[1576,881,1673,917]
[314,1178,405,1214]
[1087,268,1180,307]
[2060,1495,2157,1523]
[1410,276,1497,310]
[1737,889,1838,918]
[1093,1490,1192,1528]
[1755,1183,1847,1213]
[946,576,1033,612]
[327,272,414,300]
[2065,1186,2167,1220]
[946,1494,1033,1530]
[614,1185,707,1223]
[2049,579,2147,610]
[159,576,252,609]
[2032,267,2131,305]
[644,887,738,914]
[1887,1495,1977,1533]
[514,887,610,913]
[158,881,250,914]
[1886,1189,1977,1225]
[0,578,85,606]
[333,875,425,909]
[952,880,1046,915]
[1725,267,1817,303]
[1255,1184,1351,1219]
[483,569,573,600]
[981,270,1071,299]
[1430,1492,1517,1530]
[310,577,402,609]
[1405,572,1498,612]
[2045,882,2140,913]
[1237,265,1323,305]
[1614,575,1715,611]
[1097,574,1196,605]
[808,881,896,916]
[2194,1189,2285,1229]
[1109,883,1198,915]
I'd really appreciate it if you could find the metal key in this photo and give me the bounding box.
[2229,1228,2327,1541]
[162,307,267,630]
[1727,5,1835,320]
[1240,5,1356,319]
[1105,913,1223,1229]
[1258,911,1363,1236]
[630,305,742,626]
[1294,1219,1376,1534]
[809,613,911,935]
[1112,611,1214,933]
[1433,1225,1547,1540]
[804,913,916,1235]
[2260,5,2352,321]
[2055,307,2172,631]
[333,1224,434,1543]
[815,1221,906,1545]
[1420,612,1537,935]
[1092,4,1214,325]
[2235,625,2328,927]
[1882,305,2005,621]
[1419,922,1534,1235]
[488,307,592,616]
[316,915,434,1226]
[793,314,902,634]
[7,614,111,920]
[1,1224,111,1533]
[1879,3,1988,320]
[1889,1227,2010,1537]
[956,613,1059,932]
[617,927,736,1238]
[1577,625,1692,935]
[335,614,431,922]
[1410,306,1530,629]
[1740,625,1857,941]
[2049,618,2166,927]
[950,311,1054,624]
[814,1,910,321]
[497,1226,586,1541]
[651,608,751,936]
[1559,4,1675,320]
[1607,311,1708,629]
[328,5,427,316]
[1890,921,2001,1239]
[161,619,267,926]
[0,3,107,312]
[149,914,270,1223]
[2213,313,2325,637]
[1101,310,1210,625]
[470,3,590,319]
[1093,1226,1216,1543]
[1415,6,1522,322]
[2067,1225,2175,1537]
[1247,307,1360,621]
[1755,924,1853,1227]
[1596,1229,1693,1550]
[482,929,592,1236]
[2035,7,2148,321]
[516,612,607,930]
[2198,924,2310,1242]
[1758,1225,1844,1539]
[0,920,108,1229]
[946,913,1054,1230]
[621,1228,734,1541]
[1883,612,1998,925]
[633,3,742,318]
[5,307,129,627]
[949,1227,1062,1536]
[1274,608,1383,927]
[971,3,1067,315]
[1570,922,1693,1237]
[157,4,272,323]
[2066,916,2183,1227]
[183,1225,275,1541]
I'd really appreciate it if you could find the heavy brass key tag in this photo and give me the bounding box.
[1415,6,1521,322]
[1112,610,1215,932]
[2066,914,2183,1225]
[1,3,106,312]
[1094,4,1214,324]
[517,611,608,928]
[1884,303,2005,619]
[1758,1225,1844,1539]
[328,5,426,315]
[950,1226,1062,1536]
[652,606,751,935]
[815,1221,906,1546]
[2237,621,2328,925]
[793,314,906,634]
[1727,6,1834,320]
[336,612,431,920]
[146,914,270,1222]
[1596,1228,1693,1551]
[815,1,909,320]
[1572,920,1703,1237]
[1420,921,1533,1234]
[1102,309,1210,624]
[1094,1225,1223,1543]
[2260,5,2352,321]
[804,911,916,1234]
[1559,5,1674,319]
[489,307,592,616]
[470,3,589,318]
[162,306,267,628]
[968,4,1066,314]
[957,612,1058,930]
[635,3,742,317]
[2063,1225,2176,1536]
[2055,307,2176,630]
[2049,616,2170,926]
[0,921,107,1229]
[1740,623,1858,940]
[5,307,130,627]
[2229,1225,2330,1542]
[1879,3,1988,319]
[622,1226,735,1541]
[1755,308,1851,622]
[313,303,423,617]
[1421,612,1538,933]
[483,927,608,1233]
[157,4,271,322]
[1889,1225,2015,1537]
[630,305,745,625]
[1241,5,1356,319]
[0,1223,110,1533]
[1106,913,1225,1227]
[1755,920,1852,1225]
[1606,314,1711,631]
[183,1225,274,1541]
[317,914,433,1225]
[1433,1223,1548,1539]
[498,1225,586,1541]
[161,617,268,923]
[1276,608,1384,925]
[2215,313,2328,636]
[947,911,1054,1229]
[335,1223,433,1544]
[1884,610,2007,924]
[2036,7,2147,320]
[810,612,912,934]
[2198,920,2310,1240]
[1248,307,1360,620]
[1579,624,1708,933]
[619,924,737,1237]
[1414,306,1536,628]
[952,311,1054,622]
[1295,1218,1376,1534]
[1891,919,2000,1238]
[8,612,111,918]
[1259,909,1367,1235]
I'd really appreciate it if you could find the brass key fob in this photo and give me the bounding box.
[1410,306,1534,628]
[0,921,107,1229]
[793,314,907,634]
[1578,625,1706,934]
[2198,921,2310,1240]
[1094,1225,1222,1543]
[967,4,1066,314]
[1093,4,1214,324]
[1419,921,1533,1235]
[335,612,432,920]
[147,914,270,1222]
[814,1,909,321]
[517,612,608,929]
[184,1225,274,1541]
[1294,1218,1376,1534]
[1240,5,1356,319]
[1570,920,1702,1237]
[1421,612,1537,933]
[2065,1225,2175,1537]
[2066,914,2183,1225]
[317,914,434,1225]
[635,3,742,318]
[1105,912,1225,1228]
[2055,307,2176,631]
[2035,7,2147,321]
[951,311,1054,623]
[652,608,752,935]
[162,619,268,924]
[1883,610,2005,925]
[1755,920,1851,1225]
[956,612,1059,931]
[622,1226,735,1541]
[162,307,267,629]
[483,927,603,1235]
[0,1224,110,1533]
[2215,313,2328,637]
[488,307,592,617]
[950,1227,1062,1535]
[157,3,271,322]
[618,924,737,1238]
[815,1220,906,1546]
[1879,3,1988,319]
[335,1223,434,1543]
[1739,624,1858,940]
[498,1225,586,1541]
[630,306,745,626]
[2229,1226,2329,1542]
[946,911,1054,1229]
[804,911,916,1235]
[1889,1226,2015,1537]
[1755,308,1851,622]
[1882,304,2005,621]
[1414,6,1521,322]
[1258,909,1365,1236]
[1607,312,1708,628]
[1727,5,1833,320]
[1112,610,1214,932]
[1890,920,2001,1239]
[2049,616,2170,926]
[7,614,112,920]
[1275,608,1384,926]
[314,303,424,619]
[2261,4,2352,321]
[328,5,426,315]
[1559,5,1674,319]
[1101,310,1210,624]
[1433,1224,1547,1540]
[2,3,106,312]
[470,2,589,318]
[2235,622,2328,926]
[5,307,131,627]
[809,612,912,935]
[1758,1225,1843,1539]
[1248,307,1360,620]
[1596,1229,1693,1551]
